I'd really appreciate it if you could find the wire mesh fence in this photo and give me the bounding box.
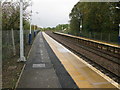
[2,30,38,61]
[61,29,118,44]
[80,31,118,44]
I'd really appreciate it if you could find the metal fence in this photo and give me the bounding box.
[80,31,118,44]
[2,30,38,60]
[61,30,118,44]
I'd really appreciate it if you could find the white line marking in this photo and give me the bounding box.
[32,64,45,68]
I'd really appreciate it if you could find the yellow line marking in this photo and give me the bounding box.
[43,32,119,89]
[55,32,120,48]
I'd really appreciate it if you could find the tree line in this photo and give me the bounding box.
[69,2,120,36]
[42,24,69,32]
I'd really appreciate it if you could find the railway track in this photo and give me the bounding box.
[45,31,120,83]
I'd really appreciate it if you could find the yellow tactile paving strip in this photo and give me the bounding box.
[55,32,120,48]
[43,32,119,89]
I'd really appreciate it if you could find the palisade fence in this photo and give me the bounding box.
[2,30,39,61]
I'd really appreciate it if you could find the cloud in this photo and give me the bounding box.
[31,0,79,27]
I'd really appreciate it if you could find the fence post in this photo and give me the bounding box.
[108,33,110,42]
[93,32,95,39]
[11,29,16,55]
[89,32,90,39]
[100,32,102,41]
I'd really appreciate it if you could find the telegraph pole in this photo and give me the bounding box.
[18,0,26,62]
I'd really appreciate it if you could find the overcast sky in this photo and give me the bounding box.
[31,0,79,28]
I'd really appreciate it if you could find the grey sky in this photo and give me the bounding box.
[31,0,79,28]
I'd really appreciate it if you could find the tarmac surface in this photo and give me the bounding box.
[17,32,78,88]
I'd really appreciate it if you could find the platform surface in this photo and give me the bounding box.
[55,32,120,48]
[43,32,119,89]
[17,32,78,88]
[17,31,119,89]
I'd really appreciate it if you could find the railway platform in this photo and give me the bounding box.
[16,32,78,88]
[16,32,119,89]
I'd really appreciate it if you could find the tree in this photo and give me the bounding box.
[2,1,30,30]
[54,24,69,32]
[69,2,120,36]
[69,3,82,35]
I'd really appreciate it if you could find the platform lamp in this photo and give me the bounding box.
[29,0,32,45]
[118,24,120,44]
[115,6,120,44]
[18,0,26,62]
[33,12,39,37]
[34,24,36,37]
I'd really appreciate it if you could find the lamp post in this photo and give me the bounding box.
[29,16,32,45]
[78,13,82,36]
[33,12,39,37]
[34,25,36,37]
[80,14,82,35]
[118,24,120,44]
[76,7,82,36]
[29,0,32,45]
[18,0,26,62]
[115,6,120,44]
